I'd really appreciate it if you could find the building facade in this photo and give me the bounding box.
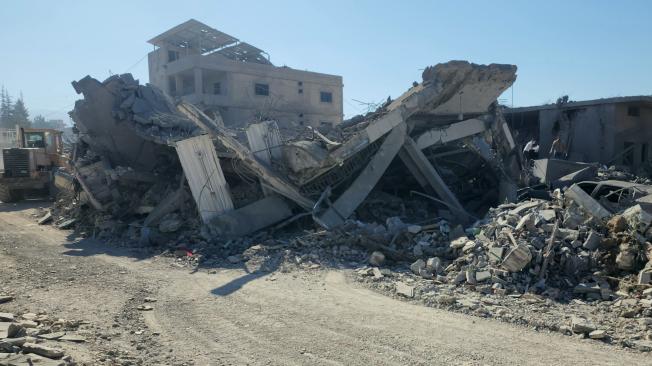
[148,19,343,131]
[506,96,652,171]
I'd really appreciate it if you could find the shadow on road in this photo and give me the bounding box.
[211,254,281,296]
[211,271,269,296]
[0,199,52,213]
[62,235,152,261]
[2,199,350,298]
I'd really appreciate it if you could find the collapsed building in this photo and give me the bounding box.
[59,60,519,241]
[506,96,652,174]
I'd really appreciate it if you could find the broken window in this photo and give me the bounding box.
[623,142,635,166]
[642,143,648,163]
[628,106,640,117]
[168,50,179,62]
[168,77,176,95]
[255,83,269,96]
[320,91,333,103]
[213,82,221,95]
[298,88,303,94]
[298,81,303,86]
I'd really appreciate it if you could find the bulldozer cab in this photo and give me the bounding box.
[19,128,63,155]
[24,131,46,148]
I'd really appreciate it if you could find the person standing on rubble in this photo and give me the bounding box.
[523,138,539,162]
[549,135,566,159]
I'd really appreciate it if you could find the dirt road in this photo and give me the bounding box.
[0,202,648,365]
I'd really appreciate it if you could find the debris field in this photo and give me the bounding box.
[3,59,652,365]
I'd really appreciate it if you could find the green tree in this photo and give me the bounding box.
[0,86,13,128]
[11,94,31,128]
[32,114,47,128]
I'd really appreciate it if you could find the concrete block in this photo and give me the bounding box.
[475,270,491,282]
[488,247,505,264]
[410,259,426,275]
[583,230,603,250]
[565,184,611,221]
[501,244,532,272]
[426,257,443,274]
[639,268,652,285]
[395,282,415,298]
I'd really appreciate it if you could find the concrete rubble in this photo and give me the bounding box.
[48,60,520,243]
[0,296,81,365]
[35,59,652,352]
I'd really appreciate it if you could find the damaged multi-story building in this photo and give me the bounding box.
[147,19,343,131]
[506,96,652,172]
[67,60,521,240]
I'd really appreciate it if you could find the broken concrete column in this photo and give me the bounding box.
[209,196,292,238]
[565,184,611,221]
[176,134,234,223]
[399,137,469,222]
[246,121,284,196]
[318,123,407,228]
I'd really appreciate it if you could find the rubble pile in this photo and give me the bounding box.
[46,60,520,248]
[0,296,82,365]
[350,179,652,350]
[27,58,652,352]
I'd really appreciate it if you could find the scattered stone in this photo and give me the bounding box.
[0,323,9,339]
[633,340,652,352]
[475,270,491,282]
[488,247,504,264]
[0,295,13,304]
[19,320,38,328]
[56,218,77,229]
[37,211,53,225]
[0,313,14,322]
[639,268,652,285]
[371,267,384,279]
[450,237,469,249]
[21,342,64,359]
[643,288,652,297]
[37,332,66,340]
[144,297,157,303]
[395,282,415,298]
[410,259,426,275]
[539,209,556,222]
[589,330,606,339]
[582,230,603,250]
[136,305,153,311]
[425,257,443,274]
[571,317,596,334]
[21,313,37,321]
[501,245,532,272]
[60,334,86,343]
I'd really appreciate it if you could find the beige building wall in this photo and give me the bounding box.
[148,46,343,131]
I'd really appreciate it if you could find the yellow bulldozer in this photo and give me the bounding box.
[0,127,67,202]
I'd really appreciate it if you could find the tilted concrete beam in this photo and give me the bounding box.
[317,123,407,228]
[415,118,487,150]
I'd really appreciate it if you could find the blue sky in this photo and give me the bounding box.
[0,0,650,123]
